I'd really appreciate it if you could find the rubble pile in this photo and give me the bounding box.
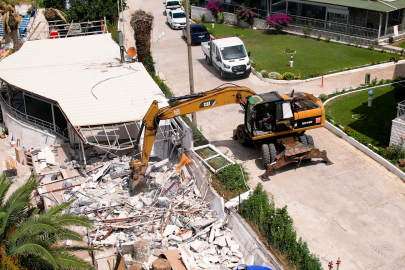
[60,156,245,269]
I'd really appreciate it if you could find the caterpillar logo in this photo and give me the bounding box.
[199,99,216,108]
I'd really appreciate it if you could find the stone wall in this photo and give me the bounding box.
[390,116,405,146]
[191,6,267,29]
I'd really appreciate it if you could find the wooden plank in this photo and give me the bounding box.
[162,250,187,270]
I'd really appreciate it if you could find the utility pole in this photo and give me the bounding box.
[184,0,197,125]
[121,0,125,40]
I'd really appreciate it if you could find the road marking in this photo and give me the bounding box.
[325,165,366,179]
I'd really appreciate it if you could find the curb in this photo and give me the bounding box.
[251,59,405,85]
[325,122,405,182]
[323,81,405,183]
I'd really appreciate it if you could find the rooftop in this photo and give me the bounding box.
[0,33,168,127]
[300,0,405,12]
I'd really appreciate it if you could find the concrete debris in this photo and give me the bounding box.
[49,155,247,270]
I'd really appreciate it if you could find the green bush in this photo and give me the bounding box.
[318,93,328,102]
[241,184,322,270]
[150,73,173,98]
[368,45,375,51]
[38,1,46,8]
[180,116,209,146]
[213,164,249,192]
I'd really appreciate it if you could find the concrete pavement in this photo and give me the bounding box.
[123,1,405,268]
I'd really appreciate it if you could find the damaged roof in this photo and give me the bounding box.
[0,34,168,126]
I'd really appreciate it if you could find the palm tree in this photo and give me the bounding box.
[44,7,67,22]
[130,10,154,68]
[0,173,97,270]
[0,0,23,51]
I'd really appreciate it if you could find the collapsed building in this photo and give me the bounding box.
[0,21,280,270]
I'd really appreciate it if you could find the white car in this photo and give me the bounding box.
[164,0,181,10]
[166,10,186,29]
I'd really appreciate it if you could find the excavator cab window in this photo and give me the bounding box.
[274,101,294,132]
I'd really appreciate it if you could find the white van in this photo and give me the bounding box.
[202,36,251,79]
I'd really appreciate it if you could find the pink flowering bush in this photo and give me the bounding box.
[267,14,291,33]
[235,7,257,26]
[205,1,224,19]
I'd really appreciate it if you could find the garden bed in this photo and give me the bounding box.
[204,23,396,79]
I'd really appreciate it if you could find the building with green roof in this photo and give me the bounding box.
[269,0,405,43]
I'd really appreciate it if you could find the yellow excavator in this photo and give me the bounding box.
[129,85,332,190]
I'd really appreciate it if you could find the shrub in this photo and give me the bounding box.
[250,61,256,68]
[193,0,198,5]
[401,48,405,55]
[262,73,269,78]
[213,164,249,192]
[326,36,331,42]
[268,72,281,79]
[316,34,321,41]
[284,48,295,54]
[302,25,313,37]
[371,60,376,65]
[205,1,223,19]
[217,11,224,21]
[200,13,206,22]
[390,55,399,62]
[381,48,386,53]
[368,45,375,51]
[282,72,296,80]
[150,73,173,98]
[235,7,257,26]
[266,14,291,33]
[260,70,268,75]
[241,184,322,270]
[371,77,378,85]
[318,93,328,102]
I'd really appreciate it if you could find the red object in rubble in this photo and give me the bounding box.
[50,30,58,39]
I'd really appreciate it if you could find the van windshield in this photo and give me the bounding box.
[221,45,247,60]
[173,12,186,18]
[167,1,179,6]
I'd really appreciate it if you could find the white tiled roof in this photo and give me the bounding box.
[0,34,168,126]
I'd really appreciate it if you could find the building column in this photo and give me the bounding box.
[378,12,382,42]
[285,1,288,15]
[51,104,56,133]
[401,9,405,32]
[384,12,389,36]
[346,12,350,34]
[268,0,271,17]
[22,92,27,120]
[324,8,328,30]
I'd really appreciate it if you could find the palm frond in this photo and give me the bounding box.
[52,228,83,242]
[56,245,101,252]
[8,217,60,244]
[56,253,95,270]
[53,213,94,229]
[41,200,74,217]
[5,174,37,208]
[9,239,58,269]
[1,197,31,239]
[0,174,13,207]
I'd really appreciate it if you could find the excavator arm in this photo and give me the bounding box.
[129,85,256,190]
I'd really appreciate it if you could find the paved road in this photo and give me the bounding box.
[123,1,405,269]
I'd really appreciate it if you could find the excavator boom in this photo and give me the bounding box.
[129,85,257,190]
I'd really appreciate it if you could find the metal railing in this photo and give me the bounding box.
[30,19,107,40]
[397,100,405,118]
[0,95,67,139]
[275,13,379,40]
[384,22,405,37]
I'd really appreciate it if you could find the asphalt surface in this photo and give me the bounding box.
[123,1,405,269]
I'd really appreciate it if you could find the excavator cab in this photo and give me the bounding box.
[245,92,295,138]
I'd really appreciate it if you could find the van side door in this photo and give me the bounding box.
[211,43,221,70]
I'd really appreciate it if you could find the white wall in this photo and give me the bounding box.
[2,112,64,150]
[389,116,405,146]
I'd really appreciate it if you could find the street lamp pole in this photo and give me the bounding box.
[157,32,165,76]
[185,0,197,125]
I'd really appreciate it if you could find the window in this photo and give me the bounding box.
[220,45,247,60]
[173,12,186,18]
[191,25,207,33]
[167,1,179,6]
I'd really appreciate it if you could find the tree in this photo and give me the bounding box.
[267,14,291,34]
[66,0,127,22]
[0,174,96,270]
[44,7,67,22]
[0,0,23,51]
[43,0,66,10]
[130,10,154,70]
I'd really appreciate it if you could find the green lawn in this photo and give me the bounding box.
[325,85,404,147]
[394,40,405,49]
[204,24,394,78]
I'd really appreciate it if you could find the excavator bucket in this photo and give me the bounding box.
[259,146,333,181]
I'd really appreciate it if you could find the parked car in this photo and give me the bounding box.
[166,10,186,29]
[182,24,210,45]
[164,0,181,10]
